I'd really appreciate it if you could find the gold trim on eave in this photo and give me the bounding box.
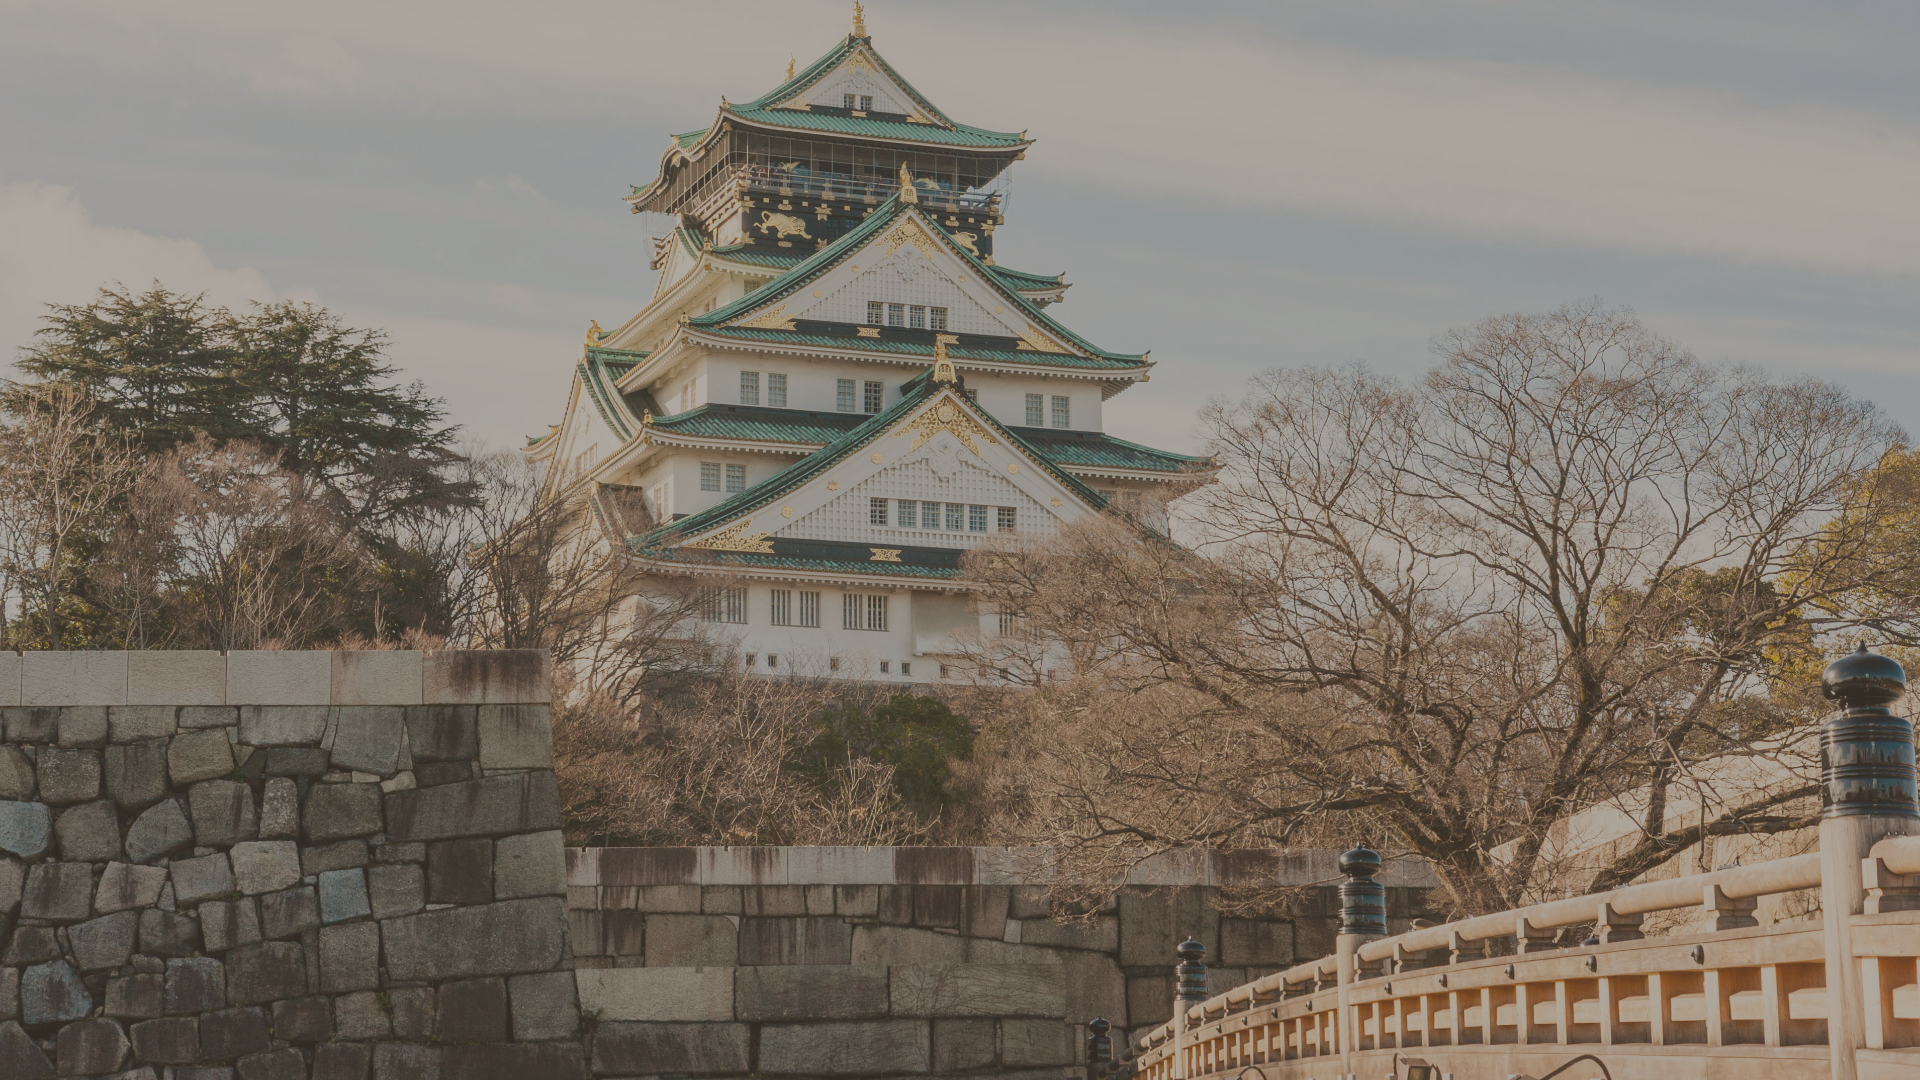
[685,521,775,553]
[870,548,902,562]
[737,304,795,330]
[891,396,996,455]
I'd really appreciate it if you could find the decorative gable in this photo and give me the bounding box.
[774,46,939,125]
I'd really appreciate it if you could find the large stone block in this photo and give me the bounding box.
[129,1016,199,1064]
[199,1006,270,1061]
[890,964,1068,1018]
[318,868,370,923]
[313,1041,372,1080]
[270,994,332,1042]
[576,967,733,1022]
[124,799,193,863]
[786,845,896,884]
[1117,886,1219,968]
[737,916,854,965]
[166,957,225,1015]
[932,1017,996,1072]
[333,990,390,1040]
[126,650,225,706]
[371,1042,441,1080]
[138,908,202,956]
[0,1021,52,1079]
[735,964,889,1022]
[22,650,127,707]
[850,924,965,966]
[230,841,302,895]
[318,921,381,993]
[644,913,738,967]
[426,837,492,904]
[226,941,308,1005]
[740,884,807,916]
[70,910,139,971]
[0,747,32,800]
[168,728,235,785]
[590,1021,748,1076]
[1002,1018,1077,1067]
[493,829,564,900]
[440,1043,584,1080]
[109,705,177,743]
[58,1017,129,1075]
[589,846,698,887]
[758,1019,930,1075]
[21,960,91,1023]
[1220,918,1294,967]
[104,740,169,811]
[1019,914,1119,952]
[961,884,1011,938]
[475,705,552,770]
[1064,952,1127,1027]
[226,652,330,707]
[0,654,16,709]
[0,800,51,858]
[404,705,476,762]
[55,799,123,861]
[22,860,94,921]
[2,706,56,743]
[602,910,642,956]
[257,886,319,940]
[305,781,383,842]
[390,986,433,1039]
[179,705,238,729]
[301,839,369,875]
[422,650,548,705]
[327,707,405,775]
[190,780,259,847]
[56,706,109,747]
[169,852,235,905]
[5,925,60,966]
[381,897,567,980]
[0,854,19,913]
[198,897,263,953]
[366,863,423,920]
[37,747,101,804]
[105,973,163,1019]
[257,778,298,841]
[1125,972,1172,1026]
[435,976,507,1042]
[263,747,329,777]
[507,970,579,1040]
[237,1046,307,1080]
[237,706,328,748]
[332,651,423,706]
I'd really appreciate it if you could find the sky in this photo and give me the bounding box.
[3,1,1918,455]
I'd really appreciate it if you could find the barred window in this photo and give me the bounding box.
[921,501,941,529]
[1025,394,1044,426]
[897,500,918,527]
[837,378,856,412]
[725,464,747,493]
[767,373,787,408]
[798,590,820,628]
[859,95,873,111]
[870,498,889,525]
[700,462,721,492]
[996,507,1017,532]
[866,301,884,325]
[744,653,756,669]
[997,605,1021,636]
[945,502,963,531]
[868,594,888,631]
[843,93,855,108]
[771,589,792,626]
[842,593,888,631]
[887,303,905,327]
[767,654,778,669]
[700,587,747,624]
[740,371,760,406]
[968,505,987,532]
[929,307,948,331]
[1051,395,1070,429]
[879,660,890,674]
[900,662,910,677]
[829,657,840,672]
[864,380,884,413]
[908,305,926,329]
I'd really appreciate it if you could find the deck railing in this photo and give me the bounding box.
[1087,646,1920,1080]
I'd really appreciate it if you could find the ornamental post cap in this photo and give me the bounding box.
[1823,643,1906,709]
[1088,1018,1110,1034]
[1175,937,1205,962]
[1338,846,1382,879]
[852,1,867,37]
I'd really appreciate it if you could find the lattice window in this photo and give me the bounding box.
[945,503,963,531]
[838,379,856,412]
[767,373,787,408]
[843,93,856,108]
[725,465,747,493]
[864,381,884,413]
[1051,395,1070,429]
[870,498,889,525]
[700,463,721,491]
[968,505,987,532]
[921,501,941,529]
[1025,394,1044,426]
[909,305,926,329]
[867,302,884,325]
[887,303,905,327]
[896,500,917,527]
[930,307,948,331]
[997,507,1017,532]
[740,372,760,406]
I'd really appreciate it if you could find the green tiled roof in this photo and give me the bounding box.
[578,347,652,440]
[1009,428,1213,473]
[708,244,810,269]
[631,547,966,580]
[723,105,1025,149]
[991,266,1066,290]
[689,195,1145,365]
[692,326,1145,371]
[650,404,866,444]
[672,128,709,150]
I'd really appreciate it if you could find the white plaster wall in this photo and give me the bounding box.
[703,584,960,680]
[691,350,1104,431]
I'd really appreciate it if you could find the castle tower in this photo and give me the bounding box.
[526,9,1212,682]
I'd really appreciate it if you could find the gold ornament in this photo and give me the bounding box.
[931,336,958,385]
[869,548,902,562]
[684,521,774,553]
[1007,462,1019,474]
[891,397,994,455]
[1050,497,1061,507]
[738,304,794,330]
[871,452,884,464]
[827,481,839,490]
[882,220,936,258]
[898,164,917,204]
[781,506,794,518]
[851,2,867,37]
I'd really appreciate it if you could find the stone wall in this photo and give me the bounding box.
[564,846,1440,1078]
[0,649,581,1080]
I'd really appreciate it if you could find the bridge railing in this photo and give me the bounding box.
[1094,644,1920,1080]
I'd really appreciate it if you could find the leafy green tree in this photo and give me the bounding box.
[808,694,975,815]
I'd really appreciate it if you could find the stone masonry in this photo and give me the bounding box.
[564,847,1440,1078]
[0,649,579,1080]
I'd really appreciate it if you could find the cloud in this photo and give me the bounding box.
[0,182,276,366]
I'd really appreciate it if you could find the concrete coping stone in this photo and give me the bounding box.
[0,651,550,707]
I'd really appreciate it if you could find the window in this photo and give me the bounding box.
[997,605,1021,636]
[1097,488,1118,503]
[886,303,905,327]
[929,307,948,331]
[900,662,911,677]
[867,301,884,325]
[997,507,1017,532]
[829,657,840,672]
[968,505,988,532]
[859,94,873,111]
[740,371,760,405]
[1025,394,1044,426]
[921,501,941,529]
[870,498,889,525]
[843,593,888,631]
[725,464,747,493]
[744,654,756,669]
[837,378,856,412]
[771,589,792,626]
[843,93,856,108]
[700,587,747,624]
[897,500,917,527]
[879,661,890,674]
[864,381,884,413]
[700,462,721,491]
[1051,395,1070,429]
[767,373,787,408]
[939,663,950,679]
[767,654,778,669]
[798,590,820,627]
[945,503,963,530]
[908,305,926,329]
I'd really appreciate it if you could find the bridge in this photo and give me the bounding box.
[1094,645,1920,1080]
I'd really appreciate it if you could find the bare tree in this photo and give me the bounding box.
[965,302,1913,915]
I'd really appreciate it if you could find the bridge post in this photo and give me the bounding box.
[1170,937,1207,1078]
[1818,644,1920,1080]
[1086,1017,1113,1079]
[1336,846,1386,1078]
